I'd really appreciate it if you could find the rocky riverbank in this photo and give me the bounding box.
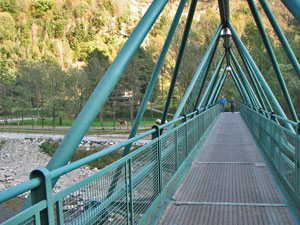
[0,135,149,196]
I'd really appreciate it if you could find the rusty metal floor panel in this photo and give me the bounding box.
[157,113,296,225]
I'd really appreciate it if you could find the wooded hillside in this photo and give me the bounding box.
[0,0,299,126]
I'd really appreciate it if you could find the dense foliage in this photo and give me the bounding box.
[0,0,299,126]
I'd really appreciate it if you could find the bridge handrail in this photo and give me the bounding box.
[240,103,300,210]
[0,104,220,225]
[0,112,196,203]
[240,102,298,127]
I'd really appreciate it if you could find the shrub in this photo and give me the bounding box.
[40,138,60,156]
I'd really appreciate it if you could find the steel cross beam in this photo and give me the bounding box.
[121,0,188,156]
[230,51,262,109]
[202,59,226,108]
[229,65,251,105]
[230,62,255,107]
[229,23,295,132]
[248,0,298,122]
[213,70,229,104]
[280,0,300,23]
[227,70,247,103]
[161,0,198,125]
[185,37,220,114]
[234,40,274,114]
[259,0,300,80]
[22,0,169,209]
[192,38,220,112]
[234,44,269,113]
[207,65,227,106]
[167,24,223,131]
[198,53,226,109]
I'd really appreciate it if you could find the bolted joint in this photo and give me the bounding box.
[270,112,276,121]
[297,122,300,135]
[182,114,187,123]
[152,125,161,140]
[30,167,53,224]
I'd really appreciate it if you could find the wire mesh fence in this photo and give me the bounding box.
[1,104,220,225]
[240,103,300,209]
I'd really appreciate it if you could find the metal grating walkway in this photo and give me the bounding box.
[157,113,296,225]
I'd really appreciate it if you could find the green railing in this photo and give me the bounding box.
[0,104,219,225]
[240,103,300,209]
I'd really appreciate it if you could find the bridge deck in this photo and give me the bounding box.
[157,113,296,225]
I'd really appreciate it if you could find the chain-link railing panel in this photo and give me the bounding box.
[131,142,159,224]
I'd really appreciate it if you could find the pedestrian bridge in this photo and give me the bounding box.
[1,0,300,224]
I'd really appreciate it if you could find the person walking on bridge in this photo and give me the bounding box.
[220,95,226,112]
[229,96,235,113]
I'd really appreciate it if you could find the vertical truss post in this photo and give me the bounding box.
[167,24,223,131]
[207,66,227,106]
[247,0,298,122]
[162,0,198,125]
[259,0,300,80]
[197,54,226,109]
[230,51,262,109]
[122,0,188,156]
[229,23,295,132]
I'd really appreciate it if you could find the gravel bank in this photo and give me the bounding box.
[0,138,98,196]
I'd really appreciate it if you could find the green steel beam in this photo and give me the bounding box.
[106,0,188,201]
[230,63,253,106]
[161,0,198,125]
[228,70,247,103]
[234,42,274,114]
[202,60,226,108]
[279,0,300,24]
[237,42,273,114]
[247,0,298,122]
[185,37,221,114]
[185,40,220,114]
[230,51,262,109]
[192,39,220,112]
[218,0,230,25]
[213,71,229,104]
[167,24,222,130]
[198,53,226,109]
[259,0,300,80]
[207,66,227,106]
[122,0,188,156]
[22,0,169,209]
[203,63,225,107]
[229,23,295,132]
[236,45,269,112]
[230,59,257,107]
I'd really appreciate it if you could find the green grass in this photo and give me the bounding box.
[0,140,6,150]
[3,116,160,127]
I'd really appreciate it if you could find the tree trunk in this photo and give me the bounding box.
[52,108,56,128]
[150,100,154,119]
[129,98,134,127]
[99,110,103,129]
[21,108,24,125]
[59,117,63,126]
